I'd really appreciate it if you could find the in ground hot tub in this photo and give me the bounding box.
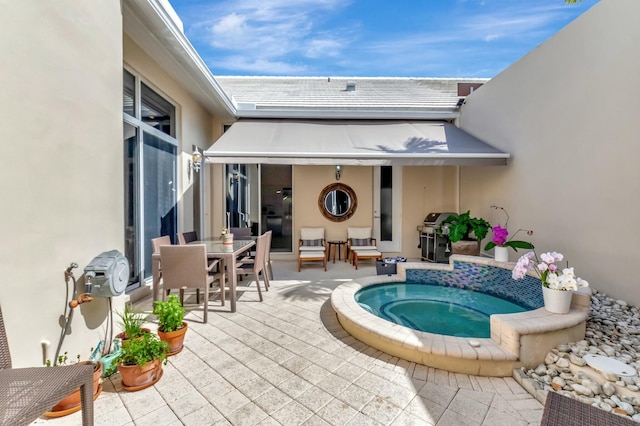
[331,255,590,376]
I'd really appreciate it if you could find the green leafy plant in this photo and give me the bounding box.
[153,295,185,333]
[116,332,168,367]
[438,211,490,243]
[46,351,81,367]
[118,304,149,340]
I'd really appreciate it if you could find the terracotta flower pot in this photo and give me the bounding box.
[115,327,151,343]
[118,359,163,391]
[157,322,188,356]
[45,361,102,417]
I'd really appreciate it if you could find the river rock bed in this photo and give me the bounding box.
[514,288,640,422]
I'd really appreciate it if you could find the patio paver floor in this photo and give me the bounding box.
[33,260,543,426]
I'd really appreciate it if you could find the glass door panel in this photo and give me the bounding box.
[124,123,139,288]
[142,131,177,282]
[261,165,292,252]
[373,166,402,252]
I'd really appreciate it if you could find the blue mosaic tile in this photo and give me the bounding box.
[405,261,543,309]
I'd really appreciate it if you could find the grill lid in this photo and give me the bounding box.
[423,212,456,226]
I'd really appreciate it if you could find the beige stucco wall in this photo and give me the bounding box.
[124,34,214,235]
[458,0,640,304]
[0,2,124,366]
[401,166,459,258]
[294,166,373,243]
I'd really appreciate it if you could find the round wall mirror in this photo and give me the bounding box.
[318,183,357,222]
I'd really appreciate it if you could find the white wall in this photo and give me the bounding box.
[459,0,640,304]
[0,2,124,366]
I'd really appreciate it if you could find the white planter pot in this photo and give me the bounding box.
[542,286,573,314]
[494,246,509,262]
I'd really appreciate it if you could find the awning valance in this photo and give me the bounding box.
[204,119,509,166]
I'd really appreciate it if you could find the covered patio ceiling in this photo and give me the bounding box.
[204,119,509,166]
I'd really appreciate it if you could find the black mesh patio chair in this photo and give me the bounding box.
[0,307,94,426]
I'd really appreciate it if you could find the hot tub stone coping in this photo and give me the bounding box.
[330,256,590,376]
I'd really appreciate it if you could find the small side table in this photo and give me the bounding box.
[327,241,347,263]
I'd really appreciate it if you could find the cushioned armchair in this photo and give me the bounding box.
[298,227,327,272]
[347,227,382,269]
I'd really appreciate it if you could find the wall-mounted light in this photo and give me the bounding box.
[188,148,202,182]
[335,165,342,181]
[192,148,202,173]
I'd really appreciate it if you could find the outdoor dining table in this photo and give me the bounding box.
[151,238,256,313]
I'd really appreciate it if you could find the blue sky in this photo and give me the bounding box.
[169,0,599,78]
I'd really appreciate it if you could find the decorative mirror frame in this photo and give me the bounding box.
[318,182,358,222]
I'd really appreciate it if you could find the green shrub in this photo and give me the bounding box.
[117,333,168,367]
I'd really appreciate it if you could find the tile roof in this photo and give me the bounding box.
[214,76,489,113]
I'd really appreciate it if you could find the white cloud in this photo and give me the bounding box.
[305,38,344,58]
[210,55,309,75]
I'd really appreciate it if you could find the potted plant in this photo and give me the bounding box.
[44,351,103,417]
[438,210,491,256]
[116,332,169,391]
[221,227,233,245]
[115,304,150,342]
[154,295,187,356]
[483,206,534,262]
[512,251,589,314]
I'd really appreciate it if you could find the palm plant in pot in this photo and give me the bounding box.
[116,303,150,342]
[116,332,169,391]
[437,210,491,256]
[153,295,187,356]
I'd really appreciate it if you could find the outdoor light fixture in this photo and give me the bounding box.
[335,165,342,181]
[192,148,202,173]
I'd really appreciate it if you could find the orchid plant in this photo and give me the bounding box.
[484,206,534,252]
[512,251,589,291]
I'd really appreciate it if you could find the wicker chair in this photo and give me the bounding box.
[541,391,635,426]
[0,307,94,425]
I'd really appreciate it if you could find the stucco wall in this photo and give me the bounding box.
[0,2,124,366]
[294,166,373,243]
[401,166,458,258]
[459,0,640,304]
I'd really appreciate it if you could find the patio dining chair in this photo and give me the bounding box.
[177,231,198,245]
[159,245,225,323]
[0,307,94,426]
[236,233,268,301]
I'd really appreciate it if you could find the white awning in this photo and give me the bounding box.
[204,119,509,166]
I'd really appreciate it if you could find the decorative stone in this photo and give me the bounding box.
[552,376,566,388]
[570,354,587,366]
[611,396,635,415]
[572,384,594,397]
[602,382,616,397]
[556,358,570,369]
[582,379,602,395]
[535,364,548,375]
[545,352,560,364]
[601,345,617,357]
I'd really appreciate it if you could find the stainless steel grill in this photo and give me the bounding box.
[420,212,456,263]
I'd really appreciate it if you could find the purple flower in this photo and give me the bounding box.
[491,225,509,246]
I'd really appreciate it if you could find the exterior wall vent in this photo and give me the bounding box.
[346,81,356,91]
